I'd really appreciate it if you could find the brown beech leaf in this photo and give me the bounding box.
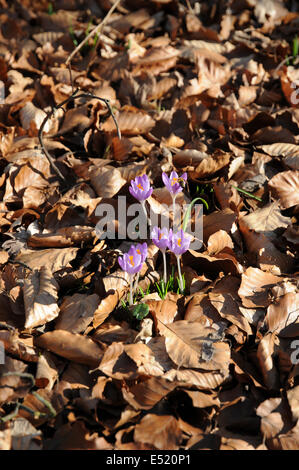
[34,330,105,368]
[132,46,179,76]
[93,293,121,329]
[93,321,137,345]
[145,296,179,324]
[134,414,182,450]
[101,111,155,135]
[209,277,252,336]
[44,421,112,450]
[28,226,95,248]
[0,357,29,404]
[184,294,222,325]
[256,398,290,440]
[0,330,38,363]
[98,342,164,380]
[23,266,59,329]
[157,320,230,371]
[269,421,299,450]
[257,333,280,390]
[219,437,255,450]
[213,180,242,211]
[19,102,53,134]
[92,268,130,328]
[55,293,99,334]
[15,248,79,273]
[192,151,230,178]
[202,208,237,244]
[0,428,11,450]
[35,351,59,390]
[122,377,177,410]
[183,390,220,408]
[207,230,234,255]
[239,217,293,274]
[164,368,229,389]
[184,249,241,277]
[89,166,127,198]
[238,267,282,308]
[263,293,299,334]
[240,201,291,235]
[268,170,299,209]
[260,143,299,170]
[173,149,209,167]
[287,386,299,421]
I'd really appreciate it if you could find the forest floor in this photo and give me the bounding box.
[0,0,298,451]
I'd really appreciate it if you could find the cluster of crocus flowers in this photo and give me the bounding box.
[118,242,147,305]
[119,171,191,301]
[151,227,191,293]
[153,171,191,292]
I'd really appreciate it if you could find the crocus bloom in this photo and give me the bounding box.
[129,242,148,263]
[118,248,143,275]
[118,245,146,305]
[162,171,187,196]
[129,174,153,201]
[151,226,172,251]
[168,229,192,256]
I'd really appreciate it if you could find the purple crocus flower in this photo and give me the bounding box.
[168,229,192,256]
[162,171,187,196]
[151,226,172,251]
[129,242,148,263]
[118,248,143,275]
[129,174,153,201]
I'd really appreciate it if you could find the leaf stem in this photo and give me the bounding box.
[129,274,134,306]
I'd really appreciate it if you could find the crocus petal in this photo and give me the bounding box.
[181,172,187,181]
[162,172,170,186]
[130,175,152,201]
[144,188,153,199]
[169,170,179,181]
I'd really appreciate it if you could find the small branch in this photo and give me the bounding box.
[38,89,121,182]
[65,0,122,66]
[7,260,33,271]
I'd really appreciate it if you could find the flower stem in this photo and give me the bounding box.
[172,195,177,230]
[162,250,167,285]
[129,274,134,306]
[133,272,140,293]
[176,255,184,293]
[141,200,151,227]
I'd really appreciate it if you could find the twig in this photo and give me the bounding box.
[65,0,122,66]
[38,89,121,182]
[7,260,33,271]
